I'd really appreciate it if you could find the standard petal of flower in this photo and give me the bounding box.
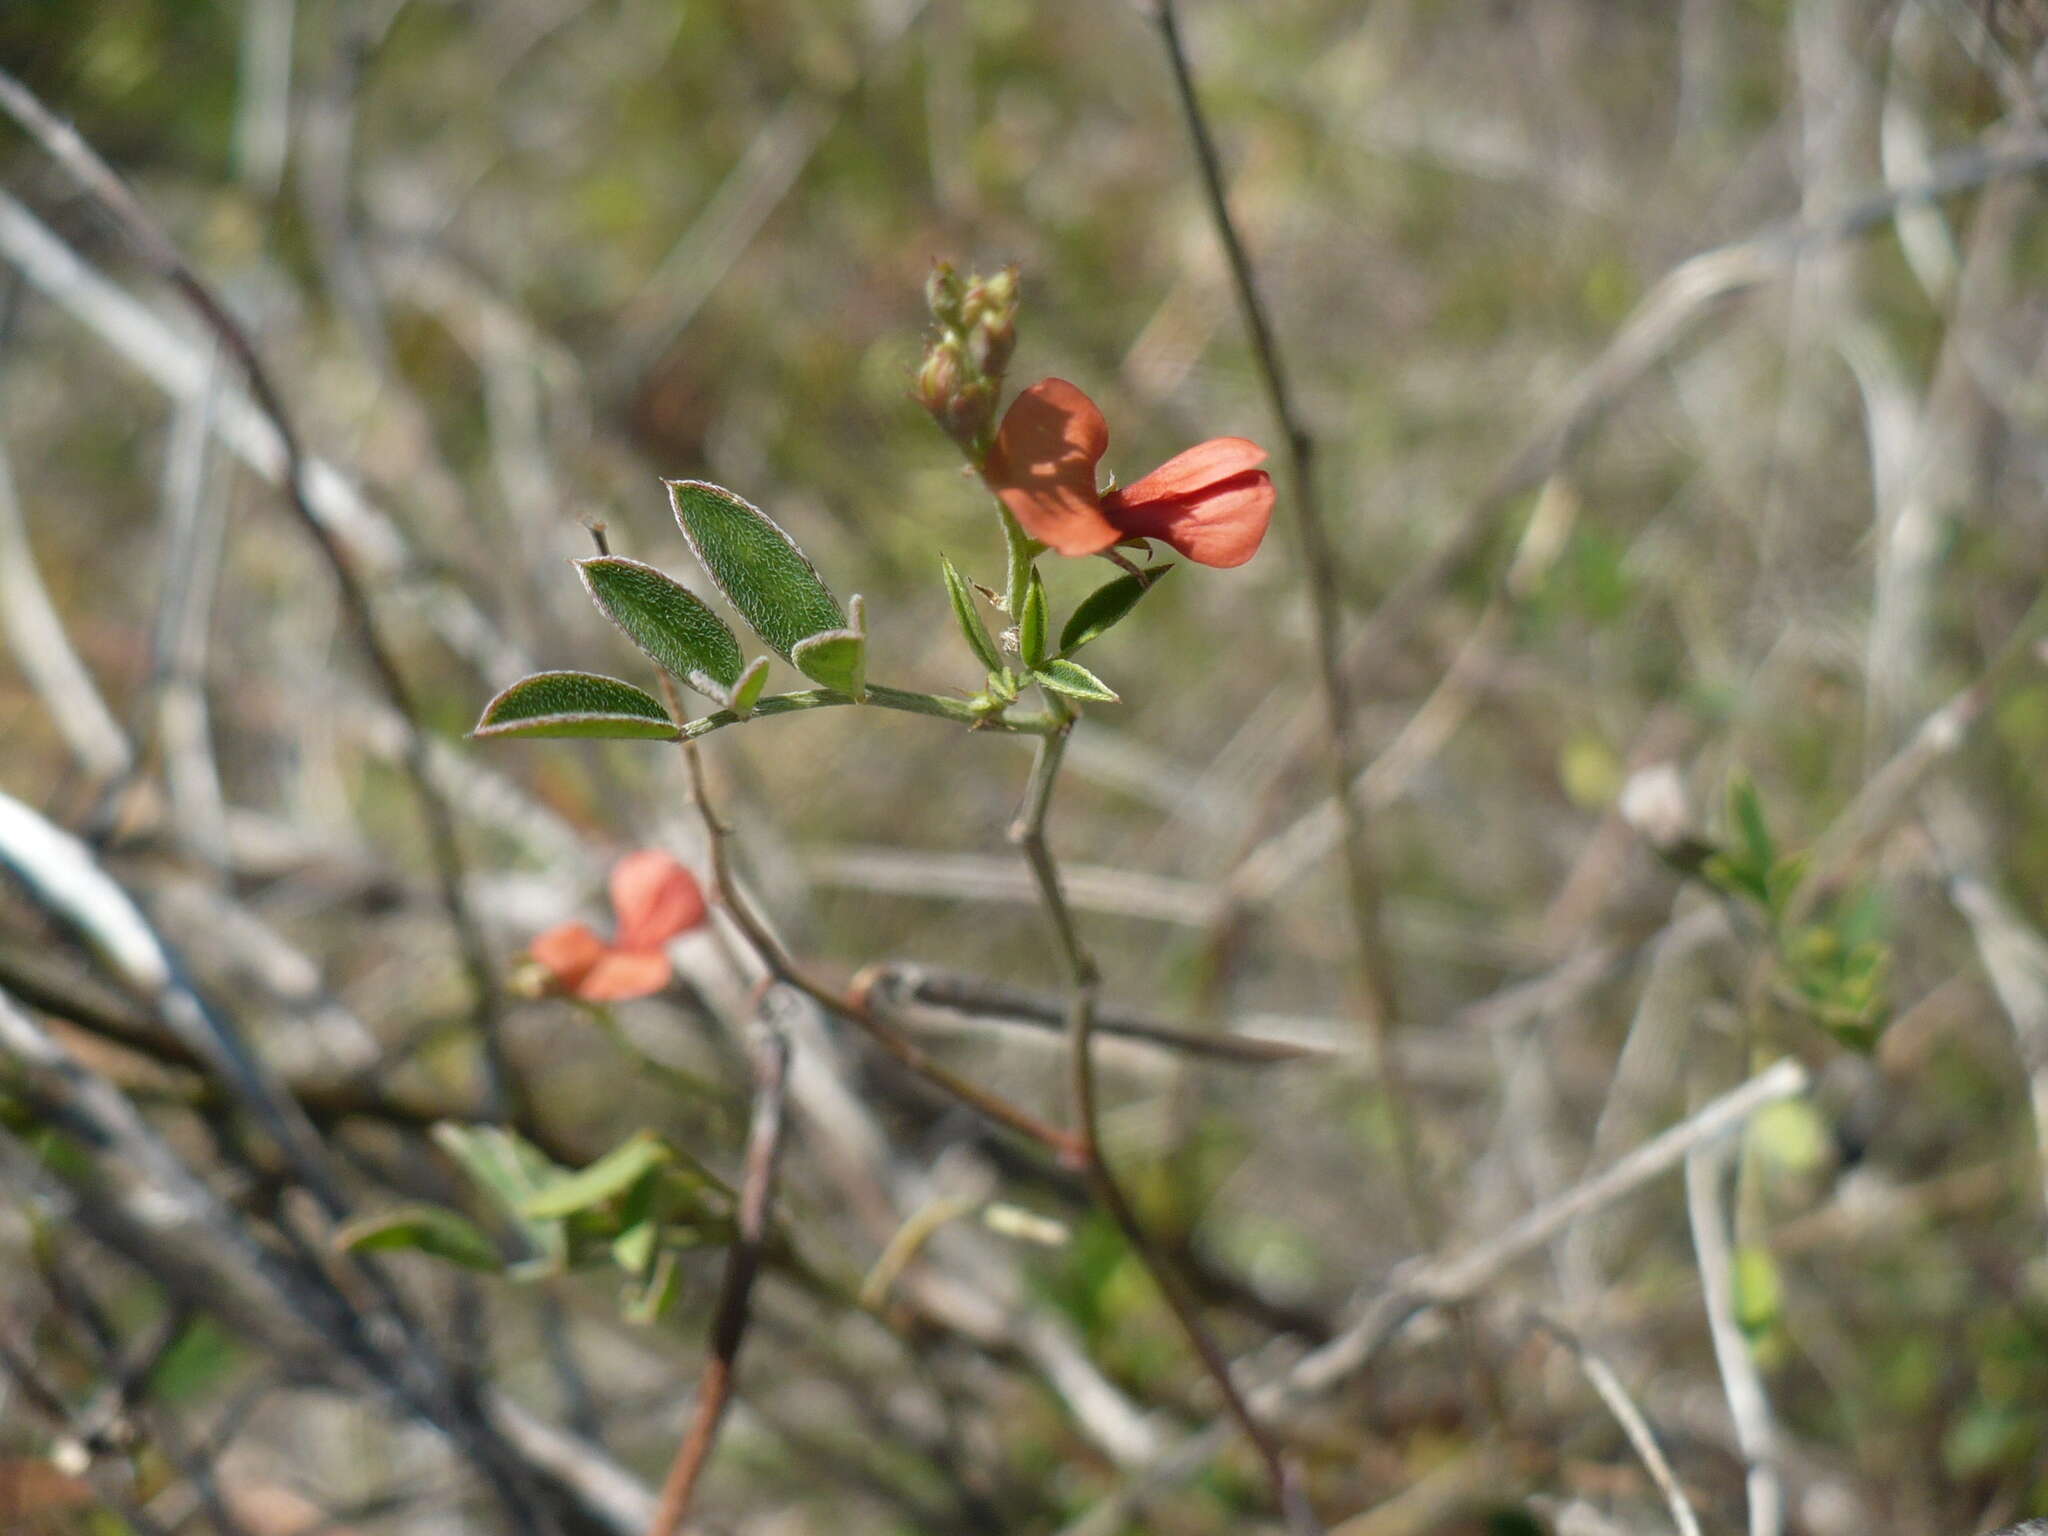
[983,378,1122,557]
[572,948,675,1002]
[529,922,606,992]
[1104,467,1275,568]
[1105,437,1267,507]
[610,850,706,951]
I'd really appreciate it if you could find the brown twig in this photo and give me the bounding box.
[1146,0,1436,1251]
[1007,721,1318,1533]
[1054,1056,1812,1536]
[0,67,522,1124]
[850,960,1335,1066]
[661,683,1076,1158]
[646,1011,792,1536]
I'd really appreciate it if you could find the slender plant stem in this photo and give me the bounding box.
[1008,720,1317,1532]
[1144,0,1436,1249]
[647,1011,791,1536]
[670,683,1060,742]
[663,685,1077,1157]
[0,68,524,1124]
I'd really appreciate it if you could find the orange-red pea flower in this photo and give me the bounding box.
[528,850,706,1002]
[981,378,1275,568]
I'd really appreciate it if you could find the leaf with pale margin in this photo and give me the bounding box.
[793,631,865,696]
[1020,570,1049,668]
[472,672,675,740]
[668,479,844,660]
[1033,658,1118,702]
[334,1204,501,1272]
[727,656,771,717]
[792,593,866,697]
[576,557,742,696]
[519,1132,673,1220]
[1060,565,1173,656]
[941,554,1003,673]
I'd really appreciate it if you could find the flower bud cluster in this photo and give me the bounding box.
[916,260,1018,460]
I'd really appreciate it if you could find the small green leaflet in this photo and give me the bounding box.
[1060,565,1172,656]
[1033,658,1118,702]
[576,557,743,697]
[333,1204,501,1272]
[726,655,772,717]
[791,594,866,698]
[668,479,845,661]
[1019,570,1050,668]
[940,554,1003,673]
[471,671,676,740]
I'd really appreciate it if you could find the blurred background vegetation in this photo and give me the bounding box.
[5,0,2048,1532]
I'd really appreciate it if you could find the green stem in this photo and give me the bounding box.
[675,683,1061,742]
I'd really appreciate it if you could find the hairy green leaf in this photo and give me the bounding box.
[1060,565,1172,656]
[940,554,1004,673]
[668,479,844,659]
[1020,570,1049,668]
[792,631,865,696]
[727,655,772,718]
[1033,658,1118,702]
[472,672,675,740]
[792,594,866,697]
[576,556,743,696]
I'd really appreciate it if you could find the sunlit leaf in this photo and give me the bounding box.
[727,655,771,717]
[1059,565,1171,656]
[472,672,675,740]
[1020,570,1049,668]
[941,554,1003,673]
[793,631,865,695]
[1033,658,1118,702]
[668,479,844,659]
[791,595,866,697]
[576,556,743,697]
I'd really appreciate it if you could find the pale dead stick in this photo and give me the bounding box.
[1055,1055,1809,1536]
